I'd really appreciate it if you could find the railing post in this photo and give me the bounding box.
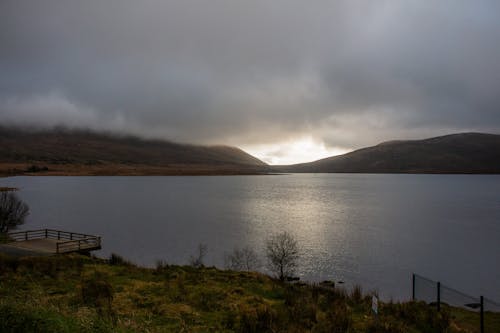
[437,282,441,312]
[78,240,81,250]
[70,232,73,240]
[480,296,484,333]
[45,229,48,238]
[58,231,60,240]
[56,243,59,254]
[25,231,28,241]
[412,273,416,301]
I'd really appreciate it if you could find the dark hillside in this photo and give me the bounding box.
[277,133,500,174]
[0,127,268,175]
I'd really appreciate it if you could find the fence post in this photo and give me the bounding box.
[480,296,484,333]
[437,282,441,312]
[412,273,416,301]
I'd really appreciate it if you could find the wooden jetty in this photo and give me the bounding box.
[5,229,101,254]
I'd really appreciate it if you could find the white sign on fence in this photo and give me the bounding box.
[372,295,378,315]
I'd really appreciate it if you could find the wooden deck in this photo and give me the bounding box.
[5,229,101,254]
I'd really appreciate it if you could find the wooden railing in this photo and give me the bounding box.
[7,229,101,253]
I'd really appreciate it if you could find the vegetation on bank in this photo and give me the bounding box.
[0,162,271,177]
[0,253,496,333]
[0,187,18,192]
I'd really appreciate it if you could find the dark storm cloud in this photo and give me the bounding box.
[1,1,500,149]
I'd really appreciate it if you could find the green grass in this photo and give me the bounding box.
[0,233,12,244]
[0,254,498,332]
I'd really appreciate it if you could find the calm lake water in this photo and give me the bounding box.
[2,174,500,301]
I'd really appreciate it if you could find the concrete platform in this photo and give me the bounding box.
[5,239,60,253]
[0,243,52,257]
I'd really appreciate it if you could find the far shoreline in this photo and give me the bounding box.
[2,162,500,177]
[0,162,273,177]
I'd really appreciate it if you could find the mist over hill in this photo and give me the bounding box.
[0,127,268,175]
[1,128,498,175]
[275,133,500,174]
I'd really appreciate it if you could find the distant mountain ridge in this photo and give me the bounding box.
[0,127,268,175]
[1,128,499,175]
[276,133,500,174]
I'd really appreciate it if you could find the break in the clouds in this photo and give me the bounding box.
[1,1,500,164]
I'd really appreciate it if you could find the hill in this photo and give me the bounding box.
[0,127,268,175]
[277,133,500,174]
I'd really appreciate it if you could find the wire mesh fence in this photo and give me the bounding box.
[413,273,500,333]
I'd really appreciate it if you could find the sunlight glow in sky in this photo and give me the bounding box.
[242,137,351,165]
[2,1,500,155]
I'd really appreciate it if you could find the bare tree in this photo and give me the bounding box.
[189,243,208,268]
[224,246,260,272]
[266,231,300,281]
[0,191,29,233]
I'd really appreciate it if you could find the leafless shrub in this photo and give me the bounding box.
[189,243,208,268]
[0,191,29,233]
[265,231,300,281]
[224,246,260,272]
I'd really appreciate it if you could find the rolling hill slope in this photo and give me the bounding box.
[0,127,268,175]
[277,133,500,174]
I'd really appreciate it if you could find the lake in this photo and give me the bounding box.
[2,174,500,301]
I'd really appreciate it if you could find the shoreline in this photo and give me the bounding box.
[2,162,499,177]
[0,162,272,177]
[0,186,18,191]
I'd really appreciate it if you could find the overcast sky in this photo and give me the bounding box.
[1,1,500,164]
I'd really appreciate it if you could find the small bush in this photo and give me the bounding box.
[313,300,352,333]
[189,243,208,268]
[108,253,134,266]
[81,272,114,318]
[318,287,347,312]
[238,304,275,333]
[192,289,225,311]
[0,254,19,274]
[224,246,260,272]
[350,284,363,304]
[0,232,13,244]
[380,301,451,333]
[25,165,49,173]
[366,318,407,333]
[16,255,84,278]
[0,301,82,333]
[155,259,169,271]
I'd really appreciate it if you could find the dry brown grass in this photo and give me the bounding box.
[0,162,269,176]
[0,186,18,192]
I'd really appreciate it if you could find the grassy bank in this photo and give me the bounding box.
[0,256,500,332]
[0,253,496,332]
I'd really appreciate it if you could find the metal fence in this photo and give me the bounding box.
[413,273,500,333]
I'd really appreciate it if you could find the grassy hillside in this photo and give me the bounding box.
[0,127,268,176]
[0,253,496,332]
[278,133,500,174]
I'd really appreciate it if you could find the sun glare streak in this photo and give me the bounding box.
[242,137,351,165]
